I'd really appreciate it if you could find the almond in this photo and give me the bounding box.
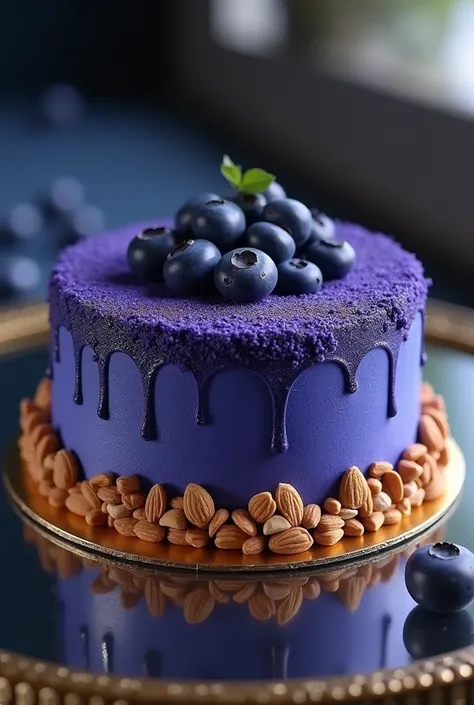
[303,579,321,600]
[53,449,80,489]
[48,487,68,507]
[184,588,215,624]
[410,488,426,507]
[276,586,303,625]
[208,508,229,537]
[91,574,115,595]
[81,482,101,510]
[145,580,167,617]
[38,480,54,497]
[402,443,428,462]
[159,508,188,530]
[34,377,51,410]
[269,527,313,555]
[114,517,138,536]
[208,582,230,604]
[248,592,275,620]
[339,466,369,509]
[372,491,392,512]
[231,509,257,536]
[361,512,385,532]
[383,508,402,526]
[233,583,257,603]
[134,520,165,543]
[313,528,344,546]
[116,475,140,494]
[133,508,146,520]
[170,496,184,509]
[318,514,344,532]
[214,525,247,550]
[145,484,167,523]
[275,483,304,526]
[183,483,215,528]
[339,508,358,521]
[367,478,382,495]
[263,515,291,536]
[65,493,91,516]
[421,454,436,486]
[248,491,276,523]
[122,492,146,511]
[167,528,188,545]
[397,460,423,483]
[438,445,449,469]
[242,535,267,556]
[323,498,341,515]
[369,461,393,479]
[107,515,115,528]
[381,470,404,503]
[97,486,122,505]
[419,414,444,453]
[43,453,56,472]
[426,408,450,439]
[424,470,446,501]
[22,409,47,435]
[357,491,374,519]
[107,503,133,519]
[339,577,366,612]
[30,423,54,448]
[89,472,114,487]
[262,582,292,601]
[302,504,321,529]
[101,502,109,513]
[37,434,60,468]
[404,481,418,498]
[86,509,107,526]
[343,519,365,537]
[186,528,210,548]
[397,499,412,516]
[20,398,37,421]
[421,380,434,403]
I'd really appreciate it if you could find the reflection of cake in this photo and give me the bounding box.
[19,210,452,557]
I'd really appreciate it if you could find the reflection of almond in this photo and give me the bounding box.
[339,577,366,611]
[133,508,146,520]
[269,527,313,554]
[145,579,167,617]
[208,582,230,604]
[233,583,257,604]
[208,508,229,537]
[248,492,276,523]
[276,586,303,625]
[214,525,247,550]
[159,509,188,530]
[183,483,215,528]
[381,470,404,503]
[263,582,292,601]
[302,504,321,529]
[313,528,344,546]
[184,588,215,624]
[134,520,166,543]
[231,509,257,536]
[263,515,291,536]
[248,592,275,621]
[242,535,267,556]
[421,454,436,486]
[145,484,167,523]
[275,483,304,526]
[303,579,321,600]
[339,466,369,509]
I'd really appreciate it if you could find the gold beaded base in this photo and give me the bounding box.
[3,437,465,572]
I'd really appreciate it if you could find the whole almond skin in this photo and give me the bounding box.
[159,508,188,530]
[410,488,426,507]
[404,481,418,498]
[313,528,344,546]
[421,454,436,486]
[208,508,229,537]
[114,517,138,536]
[231,583,256,604]
[344,519,365,537]
[170,496,184,509]
[183,483,215,528]
[248,492,276,523]
[323,498,341,515]
[231,509,257,536]
[427,408,450,439]
[37,434,60,468]
[397,499,412,516]
[242,536,267,556]
[248,592,275,620]
[186,528,210,548]
[184,588,215,624]
[81,482,101,510]
[39,480,54,497]
[145,484,167,523]
[339,466,369,509]
[268,527,313,555]
[318,514,344,532]
[362,512,385,532]
[89,472,114,487]
[97,486,122,505]
[86,509,107,526]
[34,377,51,410]
[419,414,444,452]
[367,478,382,495]
[276,586,303,625]
[145,580,167,617]
[133,508,146,520]
[122,492,146,511]
[22,410,48,436]
[53,449,80,489]
[214,525,247,550]
[403,443,428,462]
[208,583,230,604]
[381,470,404,504]
[383,508,403,525]
[30,423,54,449]
[65,493,92,516]
[397,460,423,483]
[48,488,68,507]
[167,528,188,545]
[117,475,140,494]
[369,462,393,479]
[134,520,166,543]
[263,515,292,536]
[275,483,304,527]
[302,504,321,529]
[424,470,446,501]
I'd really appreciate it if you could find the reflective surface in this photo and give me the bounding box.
[1,341,474,681]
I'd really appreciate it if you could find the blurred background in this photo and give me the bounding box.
[0,0,473,305]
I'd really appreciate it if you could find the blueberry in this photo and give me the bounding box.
[405,542,474,613]
[305,209,336,247]
[192,199,246,251]
[163,239,221,295]
[44,177,85,218]
[231,193,267,226]
[214,248,277,302]
[276,259,323,295]
[127,227,178,282]
[6,203,44,241]
[245,222,295,264]
[403,607,474,659]
[263,198,312,247]
[175,193,220,237]
[263,181,286,202]
[305,238,356,280]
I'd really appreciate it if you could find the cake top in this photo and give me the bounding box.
[50,220,429,367]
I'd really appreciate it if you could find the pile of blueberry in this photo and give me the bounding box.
[127,156,356,303]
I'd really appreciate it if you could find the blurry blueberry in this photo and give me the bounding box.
[175,193,220,237]
[305,238,356,280]
[231,193,267,226]
[163,239,221,296]
[66,205,105,243]
[405,542,474,613]
[1,256,41,296]
[192,199,246,251]
[245,222,295,264]
[43,177,85,218]
[305,209,336,247]
[403,607,474,660]
[276,259,323,295]
[127,227,178,282]
[263,198,312,247]
[214,248,278,303]
[263,181,286,202]
[6,203,44,241]
[39,83,85,126]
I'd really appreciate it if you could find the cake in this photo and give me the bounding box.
[18,164,452,557]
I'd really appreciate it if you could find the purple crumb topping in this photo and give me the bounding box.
[49,220,430,367]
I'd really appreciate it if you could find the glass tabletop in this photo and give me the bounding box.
[0,339,473,682]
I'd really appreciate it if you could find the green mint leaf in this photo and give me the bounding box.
[220,154,242,189]
[240,168,276,194]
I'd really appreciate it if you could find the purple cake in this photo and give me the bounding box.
[49,219,429,512]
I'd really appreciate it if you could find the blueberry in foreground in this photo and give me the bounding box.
[214,248,278,302]
[175,193,220,237]
[163,239,221,295]
[245,222,295,264]
[263,198,313,247]
[403,606,474,659]
[305,209,336,248]
[263,181,286,202]
[231,193,267,226]
[276,259,323,295]
[192,199,246,251]
[405,542,474,613]
[305,238,356,280]
[127,227,178,282]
